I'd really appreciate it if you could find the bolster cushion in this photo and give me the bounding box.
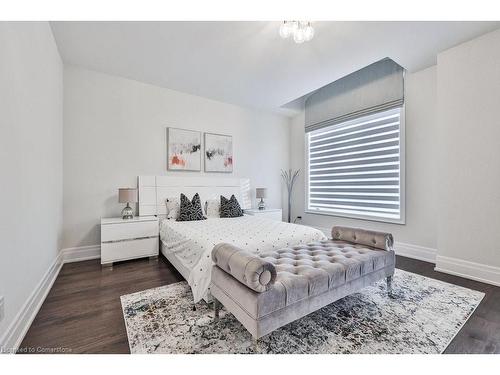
[331,226,394,251]
[212,243,277,293]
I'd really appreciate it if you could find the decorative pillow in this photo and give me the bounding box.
[177,193,206,221]
[220,194,244,218]
[165,197,180,220]
[205,199,220,218]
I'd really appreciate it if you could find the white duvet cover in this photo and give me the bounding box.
[159,216,327,302]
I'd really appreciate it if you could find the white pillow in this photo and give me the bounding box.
[205,198,220,218]
[165,197,180,220]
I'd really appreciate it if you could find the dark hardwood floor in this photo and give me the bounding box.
[19,255,500,354]
[19,257,183,354]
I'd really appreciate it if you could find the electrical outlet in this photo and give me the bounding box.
[0,296,4,322]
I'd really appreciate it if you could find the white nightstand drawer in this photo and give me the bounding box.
[101,220,158,242]
[101,237,158,264]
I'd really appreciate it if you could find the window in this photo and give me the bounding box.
[306,107,404,223]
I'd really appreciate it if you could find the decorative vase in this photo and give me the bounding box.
[281,169,300,223]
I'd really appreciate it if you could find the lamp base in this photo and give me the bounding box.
[121,203,134,220]
[258,198,265,210]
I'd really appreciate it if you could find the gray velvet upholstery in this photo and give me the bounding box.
[212,243,277,293]
[210,226,395,339]
[211,266,393,339]
[331,226,394,251]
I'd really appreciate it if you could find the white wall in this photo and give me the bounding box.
[63,66,290,249]
[436,29,500,271]
[0,23,63,345]
[289,66,438,251]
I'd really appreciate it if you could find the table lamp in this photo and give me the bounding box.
[119,188,138,219]
[256,188,267,210]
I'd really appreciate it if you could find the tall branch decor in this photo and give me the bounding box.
[281,169,300,223]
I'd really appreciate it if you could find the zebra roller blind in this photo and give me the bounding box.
[306,107,404,223]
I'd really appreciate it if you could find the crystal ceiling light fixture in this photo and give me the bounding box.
[279,21,314,44]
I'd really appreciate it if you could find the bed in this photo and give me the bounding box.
[159,216,326,302]
[138,176,327,302]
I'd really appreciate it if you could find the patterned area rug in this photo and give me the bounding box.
[120,269,484,354]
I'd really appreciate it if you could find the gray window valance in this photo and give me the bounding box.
[305,58,404,132]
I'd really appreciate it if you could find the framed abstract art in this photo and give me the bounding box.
[166,127,202,171]
[204,133,233,173]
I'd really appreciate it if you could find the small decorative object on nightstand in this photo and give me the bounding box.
[119,188,137,219]
[244,208,282,222]
[256,188,267,210]
[100,216,159,268]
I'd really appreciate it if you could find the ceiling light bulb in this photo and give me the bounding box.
[293,28,306,44]
[304,24,314,41]
[279,21,313,43]
[279,22,291,39]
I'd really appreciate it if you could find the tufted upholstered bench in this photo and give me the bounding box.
[210,226,395,340]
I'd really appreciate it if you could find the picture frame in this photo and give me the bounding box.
[204,132,233,173]
[166,127,202,171]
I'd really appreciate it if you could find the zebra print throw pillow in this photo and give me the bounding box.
[220,194,243,218]
[177,193,206,221]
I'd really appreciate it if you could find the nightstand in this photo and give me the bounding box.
[100,216,159,267]
[243,208,283,221]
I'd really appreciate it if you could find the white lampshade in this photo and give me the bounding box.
[118,188,138,203]
[256,188,267,199]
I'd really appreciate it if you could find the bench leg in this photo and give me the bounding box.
[252,337,259,352]
[213,298,220,321]
[386,276,393,296]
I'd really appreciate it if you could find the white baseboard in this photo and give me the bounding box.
[0,244,101,353]
[394,242,437,263]
[0,253,63,353]
[61,244,100,263]
[435,255,500,287]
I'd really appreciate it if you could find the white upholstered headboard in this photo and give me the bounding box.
[138,176,251,216]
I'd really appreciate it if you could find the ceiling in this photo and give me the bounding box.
[51,21,499,115]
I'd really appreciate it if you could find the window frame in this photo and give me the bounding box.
[304,105,406,225]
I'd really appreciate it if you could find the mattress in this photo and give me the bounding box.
[159,216,327,302]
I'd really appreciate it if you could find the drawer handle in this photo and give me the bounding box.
[102,235,158,244]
